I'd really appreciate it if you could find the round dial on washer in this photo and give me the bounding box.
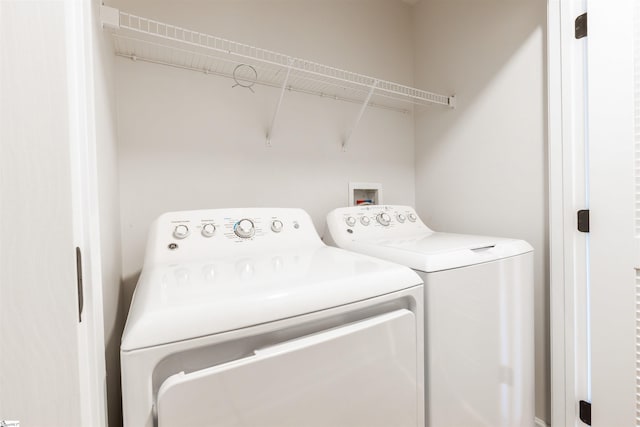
[173,224,190,239]
[271,220,284,233]
[376,212,391,226]
[360,216,371,226]
[396,214,406,223]
[345,216,357,227]
[407,213,417,222]
[234,219,255,239]
[201,223,216,237]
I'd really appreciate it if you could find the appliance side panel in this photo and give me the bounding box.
[419,253,535,427]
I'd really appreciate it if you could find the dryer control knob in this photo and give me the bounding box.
[173,224,190,239]
[396,214,406,223]
[201,223,216,237]
[271,220,284,233]
[234,219,255,239]
[408,213,417,222]
[360,216,371,226]
[376,213,391,226]
[345,216,357,227]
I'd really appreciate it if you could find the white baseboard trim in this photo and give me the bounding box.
[535,417,550,427]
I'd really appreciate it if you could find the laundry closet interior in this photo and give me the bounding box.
[90,0,548,425]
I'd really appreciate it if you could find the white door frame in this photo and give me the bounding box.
[65,0,108,425]
[548,1,589,426]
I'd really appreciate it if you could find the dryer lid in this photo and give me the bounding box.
[121,245,422,351]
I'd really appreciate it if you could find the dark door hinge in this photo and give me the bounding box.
[577,209,590,232]
[76,247,84,323]
[575,12,587,39]
[579,400,591,425]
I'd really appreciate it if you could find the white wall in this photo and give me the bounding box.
[90,0,123,425]
[111,0,417,281]
[412,0,549,423]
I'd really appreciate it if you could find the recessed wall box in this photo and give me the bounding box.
[349,182,382,206]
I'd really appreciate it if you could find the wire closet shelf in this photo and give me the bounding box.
[107,10,455,114]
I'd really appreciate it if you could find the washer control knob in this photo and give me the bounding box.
[234,219,255,239]
[360,216,371,226]
[173,224,190,239]
[408,213,417,222]
[396,214,406,223]
[345,216,357,227]
[376,213,391,226]
[271,220,284,233]
[201,223,216,237]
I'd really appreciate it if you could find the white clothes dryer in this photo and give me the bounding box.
[121,208,424,427]
[325,205,534,427]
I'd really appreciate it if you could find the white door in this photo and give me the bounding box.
[587,1,637,425]
[0,1,106,426]
[550,1,638,425]
[157,310,418,427]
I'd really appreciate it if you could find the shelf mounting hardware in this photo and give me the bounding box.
[448,95,456,108]
[100,5,120,29]
[342,80,378,152]
[266,59,294,147]
[232,64,258,93]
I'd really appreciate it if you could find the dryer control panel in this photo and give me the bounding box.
[144,208,323,266]
[324,205,433,246]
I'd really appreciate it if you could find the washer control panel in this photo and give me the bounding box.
[145,208,323,265]
[325,205,432,245]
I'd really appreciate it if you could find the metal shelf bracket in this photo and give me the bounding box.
[100,5,120,29]
[342,80,378,152]
[266,59,294,147]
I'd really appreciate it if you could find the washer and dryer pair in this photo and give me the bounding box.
[121,206,533,427]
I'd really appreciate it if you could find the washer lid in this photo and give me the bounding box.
[350,232,533,273]
[121,246,422,351]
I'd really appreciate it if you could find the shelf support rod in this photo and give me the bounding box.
[342,80,378,152]
[266,59,294,147]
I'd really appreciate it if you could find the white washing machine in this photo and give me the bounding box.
[121,208,424,427]
[325,205,534,427]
